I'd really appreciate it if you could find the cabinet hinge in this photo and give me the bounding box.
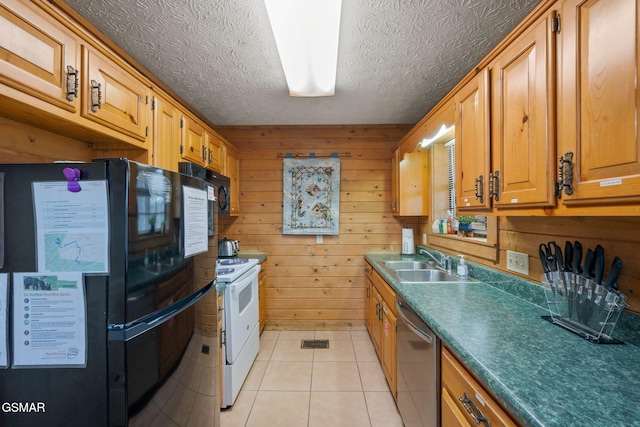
[180,118,184,128]
[145,95,149,105]
[145,126,148,137]
[552,15,561,33]
[151,99,156,110]
[180,144,184,154]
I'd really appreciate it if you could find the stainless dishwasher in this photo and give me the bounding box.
[396,297,440,427]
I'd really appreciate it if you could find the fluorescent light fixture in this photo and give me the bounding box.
[420,124,454,147]
[264,0,342,97]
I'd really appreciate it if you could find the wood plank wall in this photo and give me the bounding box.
[219,125,640,329]
[498,216,640,314]
[216,125,415,330]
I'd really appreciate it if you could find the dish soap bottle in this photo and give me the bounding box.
[457,255,468,279]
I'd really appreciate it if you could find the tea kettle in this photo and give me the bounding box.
[218,238,239,257]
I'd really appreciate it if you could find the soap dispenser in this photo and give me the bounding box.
[457,255,468,279]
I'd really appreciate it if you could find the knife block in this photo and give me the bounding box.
[542,272,627,344]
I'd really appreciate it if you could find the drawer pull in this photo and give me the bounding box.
[90,80,102,112]
[66,66,78,101]
[459,392,490,426]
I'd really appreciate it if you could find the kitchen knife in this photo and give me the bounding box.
[576,248,594,323]
[572,241,583,275]
[563,241,574,319]
[564,241,573,272]
[552,241,564,272]
[604,256,622,291]
[550,241,566,296]
[582,249,594,279]
[584,246,604,325]
[592,245,605,285]
[594,256,622,319]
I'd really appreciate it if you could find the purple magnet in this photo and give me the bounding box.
[63,167,81,192]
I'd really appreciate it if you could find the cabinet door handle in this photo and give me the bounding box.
[459,392,490,426]
[489,171,500,201]
[474,175,484,203]
[66,66,78,102]
[556,151,574,198]
[90,80,102,112]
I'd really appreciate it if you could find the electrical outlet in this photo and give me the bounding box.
[506,250,529,275]
[422,233,427,245]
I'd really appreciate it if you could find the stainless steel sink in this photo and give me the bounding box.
[383,260,432,270]
[394,269,460,283]
[379,260,476,283]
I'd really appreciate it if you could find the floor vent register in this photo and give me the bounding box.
[301,339,329,349]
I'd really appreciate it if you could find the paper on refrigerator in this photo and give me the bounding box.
[32,181,109,273]
[12,272,86,368]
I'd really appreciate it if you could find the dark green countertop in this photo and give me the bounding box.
[365,251,640,427]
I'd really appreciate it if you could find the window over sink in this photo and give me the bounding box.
[426,127,497,262]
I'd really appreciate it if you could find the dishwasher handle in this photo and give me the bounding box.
[397,299,433,344]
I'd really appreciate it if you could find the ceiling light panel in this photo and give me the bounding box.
[265,0,342,97]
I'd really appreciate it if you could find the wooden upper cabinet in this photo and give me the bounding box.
[490,8,558,209]
[0,1,80,113]
[180,114,206,165]
[398,148,430,216]
[206,131,225,173]
[557,0,640,206]
[81,45,150,145]
[455,69,492,211]
[151,94,181,172]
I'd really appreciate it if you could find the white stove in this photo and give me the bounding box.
[217,257,261,408]
[217,257,259,283]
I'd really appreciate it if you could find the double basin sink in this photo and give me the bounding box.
[380,260,476,283]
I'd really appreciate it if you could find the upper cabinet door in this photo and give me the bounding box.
[0,1,80,112]
[82,45,150,145]
[180,114,206,165]
[152,94,181,172]
[206,131,225,173]
[491,9,558,209]
[398,148,430,216]
[455,69,492,211]
[558,0,640,205]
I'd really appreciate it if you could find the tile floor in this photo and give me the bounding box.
[220,330,403,427]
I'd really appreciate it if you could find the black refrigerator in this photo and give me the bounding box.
[0,159,220,426]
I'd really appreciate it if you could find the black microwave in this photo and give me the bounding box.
[179,162,232,233]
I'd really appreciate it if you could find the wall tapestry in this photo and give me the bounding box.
[283,158,340,235]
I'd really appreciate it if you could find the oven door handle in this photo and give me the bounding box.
[108,280,215,341]
[228,265,260,293]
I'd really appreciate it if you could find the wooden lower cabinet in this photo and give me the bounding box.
[364,261,397,399]
[379,299,397,396]
[441,347,517,427]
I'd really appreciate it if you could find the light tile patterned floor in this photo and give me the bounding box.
[220,330,403,427]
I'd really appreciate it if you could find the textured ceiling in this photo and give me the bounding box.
[64,0,539,126]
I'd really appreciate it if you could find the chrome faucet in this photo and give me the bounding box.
[419,248,450,272]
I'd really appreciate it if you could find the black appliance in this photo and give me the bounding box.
[179,162,231,217]
[0,159,219,426]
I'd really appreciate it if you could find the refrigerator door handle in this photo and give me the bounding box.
[108,279,215,342]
